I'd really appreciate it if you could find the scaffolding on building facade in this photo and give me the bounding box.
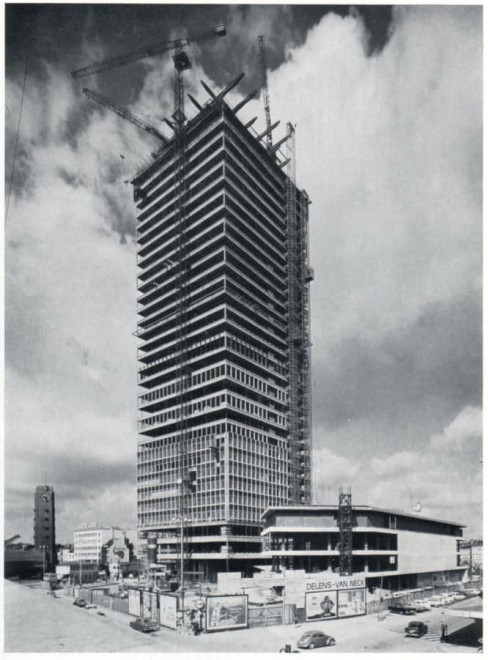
[338,487,354,576]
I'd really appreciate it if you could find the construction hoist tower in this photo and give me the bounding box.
[338,487,354,575]
[286,123,313,504]
[258,35,273,149]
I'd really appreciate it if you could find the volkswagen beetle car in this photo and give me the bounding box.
[73,598,87,608]
[297,631,336,649]
[405,621,428,637]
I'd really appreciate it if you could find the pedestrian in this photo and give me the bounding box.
[440,622,447,641]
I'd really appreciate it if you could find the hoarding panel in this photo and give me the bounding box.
[206,594,248,631]
[142,590,152,619]
[149,592,158,621]
[159,593,178,629]
[128,589,141,617]
[248,602,283,627]
[305,590,337,621]
[337,588,366,618]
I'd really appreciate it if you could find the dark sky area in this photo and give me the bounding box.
[6,5,393,90]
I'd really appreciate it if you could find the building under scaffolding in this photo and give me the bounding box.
[133,81,313,580]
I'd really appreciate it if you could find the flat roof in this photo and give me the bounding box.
[261,505,465,529]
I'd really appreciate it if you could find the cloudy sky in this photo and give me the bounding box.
[5,4,482,543]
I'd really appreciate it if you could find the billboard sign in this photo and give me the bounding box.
[306,576,365,591]
[305,591,337,621]
[206,594,248,631]
[337,588,366,618]
[159,593,178,629]
[128,589,141,617]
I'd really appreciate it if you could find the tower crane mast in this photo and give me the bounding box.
[258,35,273,149]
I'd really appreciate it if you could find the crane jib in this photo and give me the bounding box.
[71,26,226,80]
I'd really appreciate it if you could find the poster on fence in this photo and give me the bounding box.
[159,593,178,629]
[337,589,366,618]
[248,602,283,627]
[206,595,248,631]
[142,590,152,619]
[305,591,338,621]
[149,591,158,621]
[128,589,141,617]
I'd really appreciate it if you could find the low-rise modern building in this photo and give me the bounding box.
[58,545,75,563]
[260,505,465,591]
[73,524,128,563]
[458,539,483,573]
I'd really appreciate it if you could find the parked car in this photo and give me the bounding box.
[410,600,430,612]
[73,598,87,608]
[297,631,336,649]
[426,596,445,608]
[442,594,457,604]
[130,618,160,633]
[405,621,428,637]
[464,588,482,597]
[388,603,417,615]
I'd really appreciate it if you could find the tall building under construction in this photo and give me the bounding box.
[133,81,313,579]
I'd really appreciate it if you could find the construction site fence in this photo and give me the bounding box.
[63,586,130,615]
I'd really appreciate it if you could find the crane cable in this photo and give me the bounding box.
[6,56,29,223]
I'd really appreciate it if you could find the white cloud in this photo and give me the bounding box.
[370,451,418,479]
[430,405,482,452]
[364,406,483,533]
[313,447,360,499]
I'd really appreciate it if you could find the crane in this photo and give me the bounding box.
[72,24,226,123]
[5,534,20,546]
[258,35,273,149]
[82,88,168,143]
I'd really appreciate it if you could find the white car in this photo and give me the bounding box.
[443,594,457,604]
[465,588,482,597]
[410,599,431,612]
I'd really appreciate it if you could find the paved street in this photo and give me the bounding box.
[4,580,482,653]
